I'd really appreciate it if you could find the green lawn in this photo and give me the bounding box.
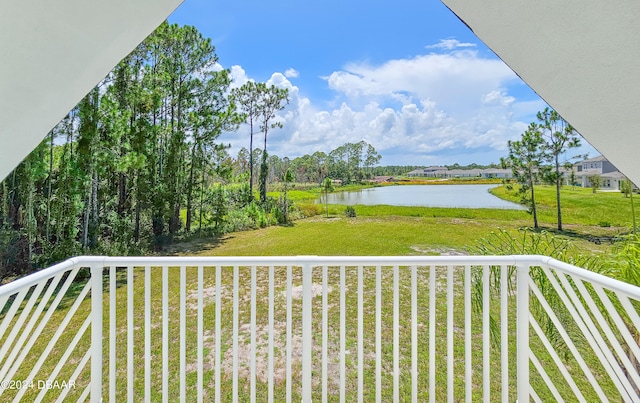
[176,183,626,258]
[4,183,633,401]
[491,184,637,228]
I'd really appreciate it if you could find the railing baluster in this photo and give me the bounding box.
[145,266,151,402]
[250,265,257,403]
[447,266,454,401]
[180,266,186,402]
[269,265,275,403]
[393,265,399,403]
[3,268,81,392]
[78,383,91,402]
[322,264,328,403]
[411,265,418,403]
[18,284,91,402]
[516,262,530,403]
[530,350,564,401]
[0,272,64,383]
[598,288,640,368]
[232,265,239,401]
[357,264,363,403]
[0,281,46,368]
[530,386,543,403]
[197,266,204,403]
[530,315,587,401]
[375,264,382,403]
[162,265,169,403]
[286,264,293,403]
[528,278,607,401]
[500,265,508,403]
[127,265,134,403]
[482,265,490,403]
[340,265,346,403]
[91,266,103,403]
[429,264,436,403]
[215,265,222,403]
[109,266,116,403]
[302,261,312,403]
[33,315,91,402]
[464,265,472,403]
[57,348,90,402]
[552,268,636,399]
[0,291,27,344]
[91,264,104,403]
[576,275,640,386]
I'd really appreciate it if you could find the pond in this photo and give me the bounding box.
[317,184,526,210]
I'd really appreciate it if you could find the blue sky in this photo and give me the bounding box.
[169,0,596,166]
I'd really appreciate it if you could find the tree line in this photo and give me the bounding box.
[0,22,390,279]
[234,140,381,186]
[0,22,290,278]
[502,107,582,230]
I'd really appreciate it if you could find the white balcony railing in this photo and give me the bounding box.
[1,255,640,402]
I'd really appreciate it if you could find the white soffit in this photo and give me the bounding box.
[0,0,184,181]
[442,0,640,185]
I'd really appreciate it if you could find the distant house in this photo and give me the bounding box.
[405,166,512,179]
[446,169,482,178]
[406,166,448,177]
[581,155,618,173]
[574,155,630,190]
[480,168,513,179]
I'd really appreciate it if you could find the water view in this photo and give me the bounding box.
[318,184,526,210]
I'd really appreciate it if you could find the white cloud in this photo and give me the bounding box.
[426,39,476,50]
[284,68,299,78]
[229,65,251,88]
[222,42,545,165]
[481,90,515,107]
[325,49,518,115]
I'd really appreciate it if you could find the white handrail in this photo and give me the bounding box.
[2,254,640,402]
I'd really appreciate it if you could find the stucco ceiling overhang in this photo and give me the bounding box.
[441,0,640,185]
[0,0,184,181]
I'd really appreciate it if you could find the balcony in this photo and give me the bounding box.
[0,255,639,402]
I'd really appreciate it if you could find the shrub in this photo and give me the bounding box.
[224,209,256,233]
[470,228,603,351]
[297,204,323,218]
[345,206,356,218]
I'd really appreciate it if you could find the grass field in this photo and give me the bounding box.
[175,183,632,258]
[491,184,637,228]
[3,183,635,401]
[148,184,631,400]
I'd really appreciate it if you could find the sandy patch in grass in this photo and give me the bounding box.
[410,246,468,256]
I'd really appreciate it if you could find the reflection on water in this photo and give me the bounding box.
[317,184,526,210]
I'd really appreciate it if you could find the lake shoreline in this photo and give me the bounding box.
[316,183,526,210]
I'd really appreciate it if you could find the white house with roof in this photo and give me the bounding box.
[406,166,512,179]
[576,155,629,190]
[480,168,513,179]
[406,166,449,177]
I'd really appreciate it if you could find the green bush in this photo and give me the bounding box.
[297,204,323,218]
[224,209,256,233]
[345,206,356,218]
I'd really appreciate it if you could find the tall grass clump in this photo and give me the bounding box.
[470,228,600,268]
[470,229,602,354]
[470,229,640,400]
